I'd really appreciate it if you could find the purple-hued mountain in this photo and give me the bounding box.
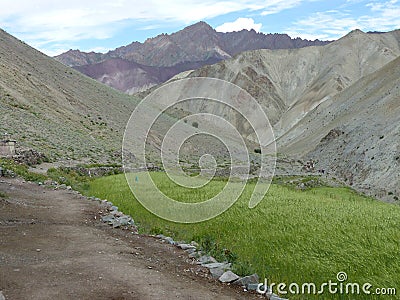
[55,21,331,94]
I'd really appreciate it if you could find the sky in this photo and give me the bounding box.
[0,0,399,56]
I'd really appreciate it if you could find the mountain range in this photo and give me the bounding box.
[55,21,330,94]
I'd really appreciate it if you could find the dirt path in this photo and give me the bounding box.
[0,178,260,300]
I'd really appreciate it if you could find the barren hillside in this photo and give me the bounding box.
[0,29,137,162]
[172,29,400,201]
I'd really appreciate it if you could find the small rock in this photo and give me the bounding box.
[101,215,115,223]
[0,291,5,300]
[247,283,261,291]
[111,205,118,211]
[36,248,41,252]
[190,241,199,247]
[188,251,200,258]
[204,262,231,278]
[219,271,239,283]
[66,186,72,190]
[156,234,165,239]
[197,255,217,264]
[110,210,123,217]
[201,262,228,269]
[209,267,225,279]
[118,216,133,226]
[233,273,259,286]
[269,294,288,300]
[185,248,196,254]
[164,237,176,245]
[111,219,121,228]
[177,243,196,250]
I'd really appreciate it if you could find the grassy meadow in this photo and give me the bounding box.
[83,172,400,299]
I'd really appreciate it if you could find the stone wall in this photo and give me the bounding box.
[0,141,16,156]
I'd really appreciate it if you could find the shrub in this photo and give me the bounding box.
[0,158,47,183]
[232,260,254,277]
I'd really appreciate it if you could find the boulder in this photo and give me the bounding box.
[201,262,226,269]
[101,215,115,223]
[247,283,261,291]
[233,273,259,286]
[164,237,176,245]
[218,271,240,283]
[185,248,196,254]
[190,241,199,247]
[188,251,201,258]
[197,255,217,264]
[118,216,133,226]
[269,294,288,300]
[210,267,225,279]
[111,219,122,228]
[177,243,196,250]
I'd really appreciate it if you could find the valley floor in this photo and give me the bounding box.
[0,178,258,300]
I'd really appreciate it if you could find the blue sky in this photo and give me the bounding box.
[1,0,399,56]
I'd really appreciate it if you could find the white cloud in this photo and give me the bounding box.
[286,1,400,40]
[216,18,262,32]
[2,0,399,55]
[0,0,309,54]
[260,0,303,15]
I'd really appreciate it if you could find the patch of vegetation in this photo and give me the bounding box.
[149,226,164,235]
[272,175,326,190]
[47,167,92,192]
[198,234,239,265]
[231,260,255,277]
[0,191,8,198]
[0,158,48,183]
[79,163,122,168]
[85,172,400,299]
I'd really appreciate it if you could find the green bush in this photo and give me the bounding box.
[0,158,47,183]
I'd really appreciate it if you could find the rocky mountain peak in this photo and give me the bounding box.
[55,21,332,93]
[182,21,214,32]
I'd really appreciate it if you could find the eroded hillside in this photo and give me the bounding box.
[0,29,137,162]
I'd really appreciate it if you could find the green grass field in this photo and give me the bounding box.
[83,172,400,299]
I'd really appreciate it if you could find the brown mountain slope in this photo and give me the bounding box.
[184,29,400,131]
[278,56,400,202]
[55,22,330,94]
[169,29,400,201]
[74,57,220,94]
[0,29,138,162]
